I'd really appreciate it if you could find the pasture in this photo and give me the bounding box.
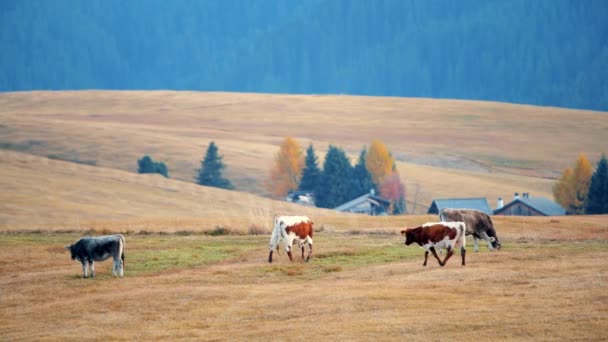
[1,215,607,340]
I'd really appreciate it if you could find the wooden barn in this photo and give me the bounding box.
[427,197,492,215]
[493,193,565,216]
[334,190,390,216]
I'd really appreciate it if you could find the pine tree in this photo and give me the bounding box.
[351,147,375,199]
[137,155,169,178]
[315,145,354,209]
[138,155,154,174]
[298,144,321,192]
[267,137,304,197]
[196,141,233,190]
[585,154,608,214]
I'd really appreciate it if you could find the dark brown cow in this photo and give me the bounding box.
[439,208,501,252]
[401,222,466,267]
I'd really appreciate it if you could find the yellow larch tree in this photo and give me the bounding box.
[553,153,593,214]
[365,139,395,186]
[267,137,304,198]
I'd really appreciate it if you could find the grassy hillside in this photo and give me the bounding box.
[0,150,341,229]
[0,91,606,216]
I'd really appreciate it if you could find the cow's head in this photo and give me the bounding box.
[491,237,502,250]
[400,228,416,246]
[487,228,502,250]
[65,244,76,260]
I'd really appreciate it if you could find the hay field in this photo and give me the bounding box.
[1,91,607,211]
[1,216,607,341]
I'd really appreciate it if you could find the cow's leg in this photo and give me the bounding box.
[301,245,305,260]
[460,246,466,266]
[82,260,88,278]
[113,258,118,277]
[423,251,429,266]
[285,235,295,261]
[429,247,444,266]
[480,231,495,251]
[268,250,274,263]
[473,236,480,252]
[305,237,313,262]
[286,243,293,262]
[90,260,95,278]
[441,246,454,267]
[119,258,124,277]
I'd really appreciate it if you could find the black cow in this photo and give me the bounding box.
[65,234,125,278]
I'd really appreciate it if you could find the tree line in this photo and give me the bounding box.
[137,138,406,214]
[1,1,606,111]
[137,141,608,215]
[268,137,406,214]
[553,154,608,215]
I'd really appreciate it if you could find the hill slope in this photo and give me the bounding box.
[0,150,335,228]
[1,91,606,215]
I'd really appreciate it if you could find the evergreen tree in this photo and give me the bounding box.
[196,142,233,190]
[298,144,321,192]
[138,155,154,173]
[351,147,375,199]
[585,154,608,214]
[137,155,169,178]
[315,145,354,209]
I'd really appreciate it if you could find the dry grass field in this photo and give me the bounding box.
[1,216,607,341]
[1,91,607,340]
[1,91,607,211]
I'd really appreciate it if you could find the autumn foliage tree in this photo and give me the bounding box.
[268,137,304,197]
[366,139,395,186]
[553,154,593,214]
[379,170,406,214]
[365,139,406,214]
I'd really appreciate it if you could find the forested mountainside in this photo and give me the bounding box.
[1,0,606,110]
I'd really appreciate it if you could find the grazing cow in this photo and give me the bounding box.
[439,208,501,252]
[65,234,125,278]
[268,215,313,263]
[401,222,466,267]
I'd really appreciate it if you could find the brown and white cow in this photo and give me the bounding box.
[439,208,501,252]
[268,215,313,263]
[401,222,466,267]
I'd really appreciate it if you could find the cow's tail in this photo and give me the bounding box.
[459,222,467,249]
[118,234,125,266]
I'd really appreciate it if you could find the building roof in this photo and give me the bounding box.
[427,198,492,215]
[494,197,566,216]
[334,193,390,212]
